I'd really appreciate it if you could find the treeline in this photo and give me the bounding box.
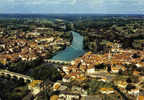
[74,18,144,52]
[0,58,62,100]
[0,18,73,32]
[0,75,29,100]
[2,58,62,81]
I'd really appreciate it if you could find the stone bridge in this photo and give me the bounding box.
[0,69,33,83]
[44,59,72,65]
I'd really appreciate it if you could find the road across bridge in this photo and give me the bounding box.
[44,59,72,65]
[0,69,33,83]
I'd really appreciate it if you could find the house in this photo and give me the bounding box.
[9,48,13,53]
[53,82,61,91]
[26,32,40,37]
[100,88,114,94]
[62,75,71,83]
[77,74,86,81]
[80,65,87,72]
[136,62,144,68]
[38,45,45,50]
[50,95,59,100]
[62,67,70,74]
[58,92,80,100]
[128,88,139,96]
[59,85,68,91]
[28,80,43,96]
[28,55,37,61]
[81,62,86,66]
[38,37,54,43]
[0,44,5,49]
[111,67,120,73]
[72,86,83,93]
[70,72,81,80]
[20,56,28,61]
[133,71,141,76]
[98,77,107,82]
[137,96,144,100]
[87,67,95,74]
[0,58,7,65]
[115,64,126,71]
[117,81,127,88]
[80,59,84,63]
[84,95,102,100]
[71,61,75,65]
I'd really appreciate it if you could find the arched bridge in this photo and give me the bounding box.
[0,69,33,83]
[44,59,72,65]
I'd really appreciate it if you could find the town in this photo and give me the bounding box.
[48,42,144,100]
[0,19,72,65]
[0,15,144,100]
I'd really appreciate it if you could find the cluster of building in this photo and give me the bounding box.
[55,43,144,100]
[25,42,144,100]
[22,41,144,100]
[62,48,144,80]
[0,28,70,65]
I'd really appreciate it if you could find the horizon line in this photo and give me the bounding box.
[0,13,144,15]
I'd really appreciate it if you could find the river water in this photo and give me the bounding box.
[50,31,85,61]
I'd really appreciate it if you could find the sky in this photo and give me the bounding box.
[0,0,144,14]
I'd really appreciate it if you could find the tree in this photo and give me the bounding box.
[132,53,140,58]
[126,78,132,83]
[126,84,136,91]
[31,64,62,81]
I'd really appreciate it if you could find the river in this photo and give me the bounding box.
[50,31,85,61]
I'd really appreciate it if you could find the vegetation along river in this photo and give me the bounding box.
[51,31,86,61]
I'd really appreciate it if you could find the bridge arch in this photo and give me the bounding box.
[0,69,33,83]
[5,74,11,79]
[11,75,19,81]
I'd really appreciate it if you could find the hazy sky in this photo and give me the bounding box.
[0,0,144,14]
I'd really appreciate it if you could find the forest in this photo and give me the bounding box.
[74,18,144,52]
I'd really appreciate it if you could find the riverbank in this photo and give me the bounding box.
[74,18,144,53]
[48,31,73,59]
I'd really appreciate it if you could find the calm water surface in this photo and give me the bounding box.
[51,31,85,61]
